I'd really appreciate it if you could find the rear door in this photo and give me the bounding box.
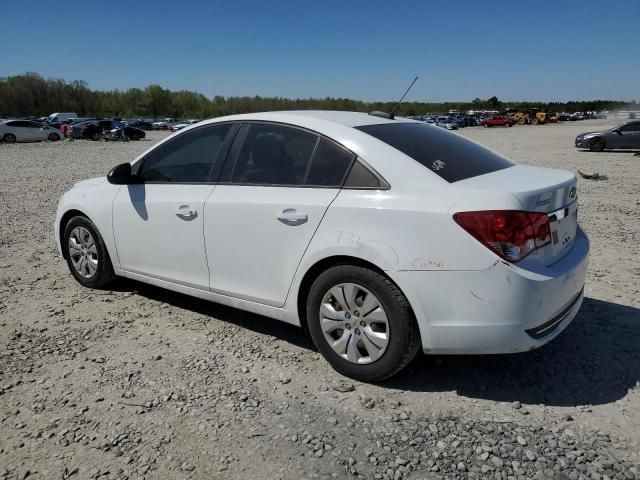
[204,122,355,306]
[9,121,35,141]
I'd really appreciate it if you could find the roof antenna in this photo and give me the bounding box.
[369,77,419,120]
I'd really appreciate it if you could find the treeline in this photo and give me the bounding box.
[0,72,637,119]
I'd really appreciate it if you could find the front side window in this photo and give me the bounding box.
[356,122,514,183]
[138,124,232,183]
[230,124,317,185]
[621,122,640,132]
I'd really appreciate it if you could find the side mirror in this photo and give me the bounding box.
[107,163,133,184]
[616,129,623,135]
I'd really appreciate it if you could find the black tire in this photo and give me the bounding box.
[129,133,140,141]
[588,137,605,152]
[63,216,116,288]
[306,265,421,382]
[3,134,16,144]
[48,132,60,141]
[91,132,101,141]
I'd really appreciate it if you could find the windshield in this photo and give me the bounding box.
[355,122,515,183]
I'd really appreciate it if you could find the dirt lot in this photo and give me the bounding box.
[1,120,639,480]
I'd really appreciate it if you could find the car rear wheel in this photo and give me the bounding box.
[63,216,116,288]
[129,133,141,141]
[3,134,16,144]
[307,265,421,382]
[91,132,101,141]
[48,132,60,141]
[588,138,605,152]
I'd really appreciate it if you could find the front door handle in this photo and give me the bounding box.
[277,208,308,224]
[175,205,197,219]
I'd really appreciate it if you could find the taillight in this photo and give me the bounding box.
[453,210,551,263]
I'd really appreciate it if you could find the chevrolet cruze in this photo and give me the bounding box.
[55,111,589,381]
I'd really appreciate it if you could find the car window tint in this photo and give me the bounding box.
[621,122,640,132]
[139,124,232,183]
[355,122,514,183]
[305,139,354,186]
[344,160,385,188]
[231,124,317,185]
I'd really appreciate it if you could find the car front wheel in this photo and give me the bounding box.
[588,138,605,152]
[63,216,116,288]
[307,265,420,382]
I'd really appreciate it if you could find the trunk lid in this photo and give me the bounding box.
[455,165,578,266]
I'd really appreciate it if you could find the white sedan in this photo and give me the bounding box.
[55,111,589,381]
[1,119,63,143]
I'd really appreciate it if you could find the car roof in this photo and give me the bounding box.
[207,110,413,128]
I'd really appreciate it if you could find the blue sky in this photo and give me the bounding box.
[2,0,638,102]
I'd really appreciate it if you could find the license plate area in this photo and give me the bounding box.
[548,201,578,255]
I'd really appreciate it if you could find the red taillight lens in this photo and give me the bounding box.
[453,210,551,263]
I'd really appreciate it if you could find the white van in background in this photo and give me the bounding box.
[47,112,77,122]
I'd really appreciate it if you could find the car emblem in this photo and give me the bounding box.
[569,187,576,199]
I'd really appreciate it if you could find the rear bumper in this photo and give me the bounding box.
[394,227,589,354]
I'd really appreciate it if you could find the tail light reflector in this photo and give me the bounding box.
[453,210,551,263]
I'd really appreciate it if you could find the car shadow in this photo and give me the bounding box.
[111,281,638,407]
[579,149,640,154]
[112,279,313,351]
[385,297,640,407]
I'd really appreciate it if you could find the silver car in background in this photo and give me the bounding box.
[0,119,62,143]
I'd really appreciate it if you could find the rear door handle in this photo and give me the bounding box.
[277,208,308,224]
[175,205,197,218]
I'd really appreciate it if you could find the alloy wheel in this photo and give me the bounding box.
[68,226,98,278]
[319,283,389,364]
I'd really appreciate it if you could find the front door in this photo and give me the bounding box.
[204,122,355,306]
[112,123,235,289]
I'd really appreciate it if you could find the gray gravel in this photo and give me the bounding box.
[1,123,639,479]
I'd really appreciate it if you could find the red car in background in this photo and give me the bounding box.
[480,116,513,127]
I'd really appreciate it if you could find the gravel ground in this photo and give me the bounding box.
[1,120,639,480]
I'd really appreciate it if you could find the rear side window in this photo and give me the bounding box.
[139,124,232,183]
[306,139,354,186]
[356,123,514,183]
[230,124,317,185]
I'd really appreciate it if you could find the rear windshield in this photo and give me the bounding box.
[356,123,514,183]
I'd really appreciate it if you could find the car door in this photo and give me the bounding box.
[27,121,48,140]
[619,122,640,148]
[204,122,355,307]
[9,121,35,141]
[112,123,236,289]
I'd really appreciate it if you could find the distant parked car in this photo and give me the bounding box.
[47,112,77,123]
[168,119,200,132]
[0,119,62,143]
[575,121,640,152]
[557,114,571,122]
[69,120,145,141]
[125,120,153,131]
[435,116,458,130]
[480,116,513,128]
[60,118,93,137]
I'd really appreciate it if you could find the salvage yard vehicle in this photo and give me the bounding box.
[0,119,62,143]
[575,121,640,152]
[68,120,145,141]
[55,111,589,382]
[480,116,513,127]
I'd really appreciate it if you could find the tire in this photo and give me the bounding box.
[129,133,140,141]
[3,134,16,144]
[306,265,421,382]
[48,132,60,141]
[588,138,605,152]
[91,132,101,141]
[63,216,116,288]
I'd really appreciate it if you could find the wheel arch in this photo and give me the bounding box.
[59,209,91,259]
[295,255,418,337]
